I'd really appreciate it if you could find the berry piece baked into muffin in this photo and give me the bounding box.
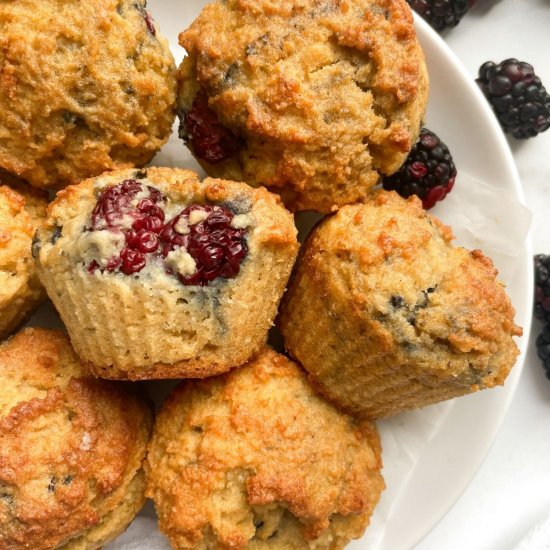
[279,190,522,419]
[177,0,429,213]
[0,0,176,189]
[145,348,384,550]
[0,175,48,339]
[34,168,298,380]
[0,328,153,550]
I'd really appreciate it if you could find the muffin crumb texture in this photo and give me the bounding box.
[0,0,176,189]
[0,176,48,339]
[0,328,153,550]
[35,168,299,380]
[177,0,428,212]
[280,190,522,419]
[146,348,384,550]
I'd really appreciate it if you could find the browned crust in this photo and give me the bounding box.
[0,328,153,549]
[146,348,384,549]
[0,175,48,339]
[0,0,176,189]
[177,0,428,212]
[279,190,522,419]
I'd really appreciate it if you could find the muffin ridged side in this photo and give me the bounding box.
[279,190,522,419]
[35,167,299,380]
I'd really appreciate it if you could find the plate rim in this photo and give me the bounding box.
[375,14,534,550]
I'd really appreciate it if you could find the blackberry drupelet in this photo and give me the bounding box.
[535,323,550,380]
[534,254,550,323]
[382,128,456,209]
[181,90,242,164]
[160,205,248,287]
[476,59,550,139]
[407,0,476,32]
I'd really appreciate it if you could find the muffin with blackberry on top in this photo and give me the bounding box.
[34,167,298,380]
[177,0,428,213]
[0,328,153,550]
[145,347,384,550]
[279,190,522,419]
[0,174,48,339]
[0,0,176,189]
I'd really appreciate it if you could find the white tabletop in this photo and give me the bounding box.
[416,1,550,549]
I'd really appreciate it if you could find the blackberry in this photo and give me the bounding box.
[534,254,550,323]
[180,90,242,164]
[476,59,550,139]
[407,0,476,32]
[535,324,550,380]
[160,205,247,287]
[382,128,456,209]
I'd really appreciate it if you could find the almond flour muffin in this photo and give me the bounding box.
[279,190,522,419]
[177,0,428,213]
[0,328,153,550]
[145,348,384,550]
[0,174,48,339]
[0,0,176,189]
[34,167,299,380]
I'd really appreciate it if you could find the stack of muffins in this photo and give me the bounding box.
[0,1,521,549]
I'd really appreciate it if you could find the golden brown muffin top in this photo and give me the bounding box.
[0,328,153,550]
[0,187,36,272]
[178,0,428,212]
[295,190,521,382]
[0,171,49,223]
[146,347,384,549]
[0,0,176,189]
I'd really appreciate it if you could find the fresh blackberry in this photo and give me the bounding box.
[476,59,550,139]
[534,255,550,323]
[407,0,476,32]
[535,323,550,380]
[382,127,456,209]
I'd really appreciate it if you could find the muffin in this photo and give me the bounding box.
[0,174,48,339]
[0,328,153,550]
[34,167,299,380]
[279,190,522,419]
[0,0,176,189]
[145,347,384,550]
[177,0,428,213]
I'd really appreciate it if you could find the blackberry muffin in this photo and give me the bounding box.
[0,0,176,189]
[0,328,153,550]
[145,347,384,550]
[0,174,48,339]
[177,0,429,213]
[279,190,522,419]
[34,167,299,380]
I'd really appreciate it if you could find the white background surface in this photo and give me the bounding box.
[416,1,550,549]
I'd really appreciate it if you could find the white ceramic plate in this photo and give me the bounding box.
[33,3,533,549]
[154,4,533,549]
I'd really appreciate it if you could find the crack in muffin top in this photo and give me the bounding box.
[178,0,428,212]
